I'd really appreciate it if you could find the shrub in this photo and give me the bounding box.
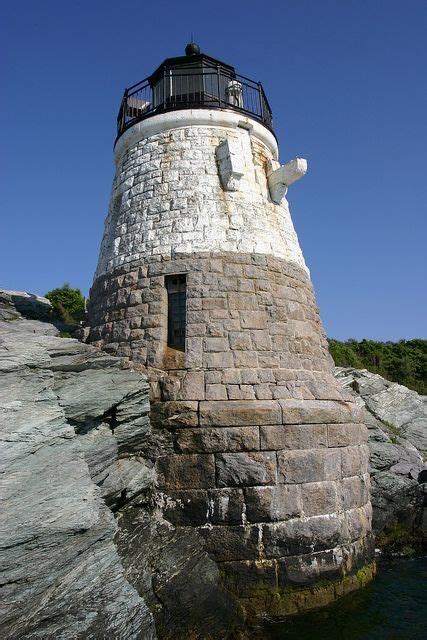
[45,283,85,326]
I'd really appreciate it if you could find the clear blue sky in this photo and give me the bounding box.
[1,0,426,340]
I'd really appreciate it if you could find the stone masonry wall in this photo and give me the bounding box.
[94,121,306,279]
[89,251,326,388]
[88,252,374,601]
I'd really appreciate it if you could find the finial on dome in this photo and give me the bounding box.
[185,41,200,56]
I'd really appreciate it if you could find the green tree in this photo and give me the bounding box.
[45,283,85,326]
[328,338,427,395]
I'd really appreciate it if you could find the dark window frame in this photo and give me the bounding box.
[165,274,187,351]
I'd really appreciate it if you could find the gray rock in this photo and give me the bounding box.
[0,289,52,322]
[336,367,427,457]
[335,367,425,544]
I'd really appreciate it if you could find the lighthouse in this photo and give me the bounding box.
[87,44,374,616]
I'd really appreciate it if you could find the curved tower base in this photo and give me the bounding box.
[88,251,375,619]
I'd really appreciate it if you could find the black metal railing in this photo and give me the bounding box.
[116,64,273,140]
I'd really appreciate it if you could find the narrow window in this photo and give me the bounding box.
[165,274,187,350]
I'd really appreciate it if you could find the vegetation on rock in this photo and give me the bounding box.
[45,283,85,326]
[329,338,427,395]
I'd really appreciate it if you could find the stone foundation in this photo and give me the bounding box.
[87,251,375,611]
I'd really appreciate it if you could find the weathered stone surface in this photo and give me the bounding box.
[1,291,253,639]
[96,121,308,282]
[87,251,334,400]
[301,481,339,516]
[216,452,276,487]
[175,426,259,453]
[279,548,343,585]
[279,399,358,425]
[116,510,244,639]
[161,490,209,526]
[262,514,345,557]
[346,504,372,542]
[157,454,215,489]
[54,366,144,423]
[210,488,245,524]
[0,298,155,639]
[221,559,278,590]
[198,524,260,561]
[336,367,427,457]
[341,474,370,511]
[336,367,425,547]
[245,484,301,522]
[200,399,281,426]
[328,422,367,447]
[340,444,369,477]
[260,423,327,450]
[151,400,199,428]
[178,370,205,400]
[205,383,228,400]
[0,289,52,322]
[277,448,342,483]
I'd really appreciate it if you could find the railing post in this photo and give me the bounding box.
[258,82,264,122]
[118,92,127,136]
[217,66,221,108]
[124,90,129,129]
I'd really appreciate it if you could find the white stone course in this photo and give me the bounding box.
[95,110,308,279]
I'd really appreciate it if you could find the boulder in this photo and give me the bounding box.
[0,289,52,322]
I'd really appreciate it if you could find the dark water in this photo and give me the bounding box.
[258,558,426,640]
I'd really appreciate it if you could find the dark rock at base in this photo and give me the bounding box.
[116,508,245,640]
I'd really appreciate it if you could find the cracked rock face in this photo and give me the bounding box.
[335,368,426,541]
[0,291,155,638]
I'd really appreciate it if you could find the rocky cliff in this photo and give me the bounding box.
[335,367,426,550]
[0,290,425,638]
[0,290,156,638]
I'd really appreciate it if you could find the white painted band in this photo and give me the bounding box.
[114,109,278,163]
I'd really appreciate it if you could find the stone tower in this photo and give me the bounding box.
[87,44,374,616]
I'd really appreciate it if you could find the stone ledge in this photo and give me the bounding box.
[279,399,363,424]
[175,426,260,453]
[199,400,282,426]
[197,524,261,562]
[113,108,279,163]
[157,453,215,489]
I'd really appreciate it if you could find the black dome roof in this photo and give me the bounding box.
[185,42,201,56]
